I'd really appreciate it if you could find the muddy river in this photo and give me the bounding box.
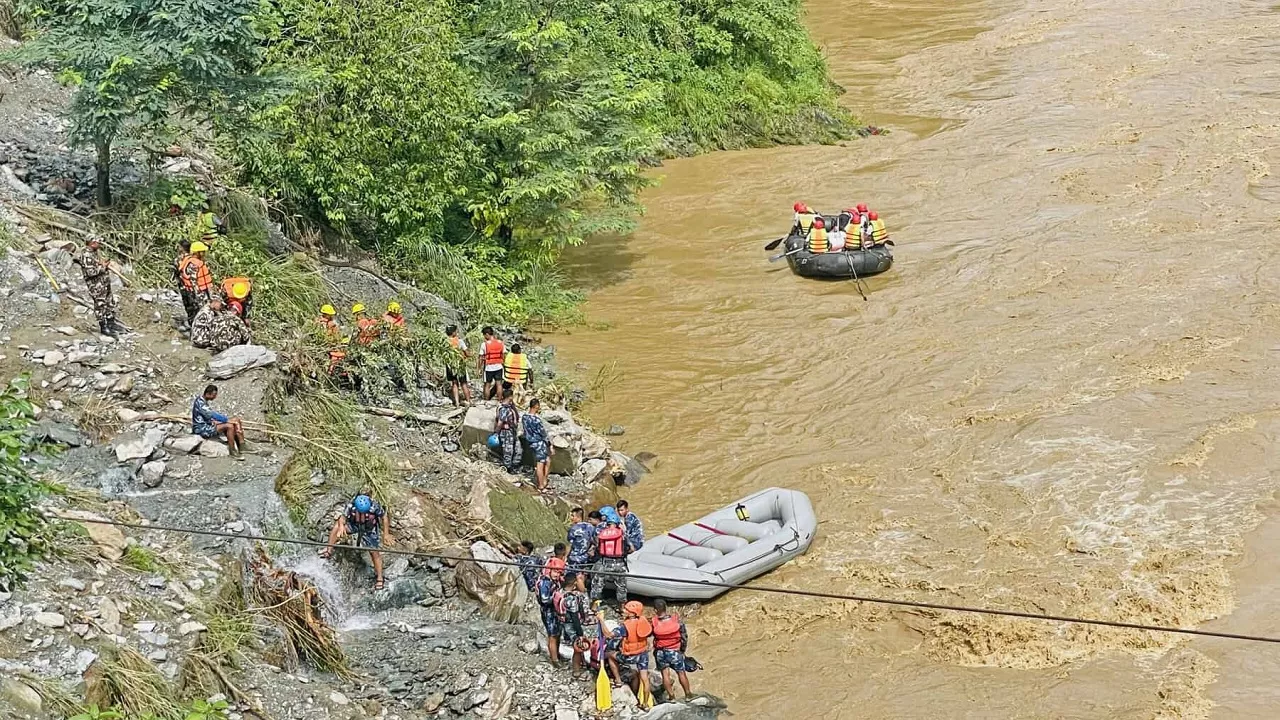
[549,0,1280,716]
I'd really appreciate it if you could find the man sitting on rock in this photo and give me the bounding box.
[319,493,392,591]
[190,297,250,353]
[191,384,245,459]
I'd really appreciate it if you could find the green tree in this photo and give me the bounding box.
[0,376,50,589]
[6,0,276,206]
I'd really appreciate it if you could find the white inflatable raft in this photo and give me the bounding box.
[625,487,817,601]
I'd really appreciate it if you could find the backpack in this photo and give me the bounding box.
[536,576,557,606]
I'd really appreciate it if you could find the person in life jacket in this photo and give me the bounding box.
[352,304,381,345]
[807,217,830,254]
[193,205,225,247]
[219,276,253,323]
[444,324,472,407]
[611,600,654,701]
[316,305,347,374]
[178,241,214,322]
[792,202,818,237]
[590,506,632,604]
[866,211,889,245]
[382,301,406,334]
[503,342,533,403]
[537,546,569,667]
[651,598,693,699]
[478,326,506,401]
[319,494,392,590]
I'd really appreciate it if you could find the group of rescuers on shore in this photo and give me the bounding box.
[793,201,891,253]
[315,485,698,703]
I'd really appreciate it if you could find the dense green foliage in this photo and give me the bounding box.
[235,0,848,321]
[7,0,277,205]
[0,376,51,589]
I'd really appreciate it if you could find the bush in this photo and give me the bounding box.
[0,375,52,589]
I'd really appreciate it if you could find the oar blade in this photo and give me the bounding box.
[764,236,785,251]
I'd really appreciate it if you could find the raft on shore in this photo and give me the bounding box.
[783,232,894,279]
[625,487,817,601]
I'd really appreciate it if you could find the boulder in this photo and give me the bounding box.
[467,479,493,523]
[606,424,626,436]
[32,611,66,628]
[113,428,166,462]
[548,434,580,476]
[38,247,72,272]
[140,461,165,488]
[28,421,84,448]
[454,541,527,623]
[578,458,608,484]
[42,350,65,366]
[164,435,203,454]
[477,676,513,719]
[637,696,729,720]
[54,509,127,560]
[588,475,621,513]
[579,431,611,460]
[460,404,498,450]
[197,440,230,458]
[0,678,42,714]
[95,466,134,497]
[206,344,276,379]
[610,451,649,487]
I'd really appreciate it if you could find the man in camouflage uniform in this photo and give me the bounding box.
[73,236,122,338]
[190,298,250,353]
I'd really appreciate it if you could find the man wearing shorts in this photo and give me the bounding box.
[319,494,391,590]
[444,324,472,406]
[478,326,506,401]
[191,384,246,459]
[651,598,693,699]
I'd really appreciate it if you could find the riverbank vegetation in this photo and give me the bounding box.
[6,0,851,323]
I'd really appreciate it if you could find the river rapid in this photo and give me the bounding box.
[548,0,1280,716]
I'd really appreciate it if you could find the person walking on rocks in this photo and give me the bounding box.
[319,493,392,590]
[617,500,645,553]
[494,387,522,473]
[591,506,631,605]
[74,236,122,337]
[523,398,553,491]
[566,507,597,591]
[651,598,693,699]
[192,384,246,459]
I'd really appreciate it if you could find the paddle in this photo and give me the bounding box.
[768,248,802,263]
[764,236,787,251]
[596,613,613,711]
[846,252,869,302]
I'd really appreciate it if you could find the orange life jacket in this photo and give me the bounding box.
[597,525,625,558]
[382,313,405,328]
[220,276,251,300]
[482,338,505,366]
[448,335,462,349]
[178,255,213,293]
[356,317,380,345]
[621,617,652,656]
[807,227,829,254]
[653,614,682,650]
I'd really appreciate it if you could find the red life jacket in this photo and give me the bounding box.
[597,525,625,558]
[482,339,505,366]
[653,614,682,650]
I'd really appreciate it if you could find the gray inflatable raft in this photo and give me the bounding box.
[625,487,817,601]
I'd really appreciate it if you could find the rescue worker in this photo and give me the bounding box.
[316,305,346,374]
[566,506,597,591]
[352,304,380,345]
[74,236,122,337]
[558,573,592,678]
[319,493,392,590]
[193,205,224,247]
[867,211,890,245]
[591,506,631,605]
[791,202,818,237]
[493,387,522,473]
[178,241,214,322]
[220,276,253,322]
[382,301,406,332]
[478,326,506,401]
[190,297,249,353]
[614,601,654,703]
[807,217,830,254]
[536,550,568,667]
[515,540,544,592]
[503,342,533,403]
[445,325,472,407]
[651,598,693,699]
[617,500,644,553]
[835,208,860,252]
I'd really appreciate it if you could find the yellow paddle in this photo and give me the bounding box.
[596,611,613,711]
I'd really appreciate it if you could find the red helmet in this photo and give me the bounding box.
[856,203,868,214]
[793,202,805,212]
[813,217,825,228]
[867,211,879,220]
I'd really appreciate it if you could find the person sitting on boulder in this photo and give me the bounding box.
[191,384,245,459]
[319,493,392,590]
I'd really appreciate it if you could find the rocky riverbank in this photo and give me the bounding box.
[0,72,723,720]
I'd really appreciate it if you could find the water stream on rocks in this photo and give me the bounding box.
[549,0,1280,716]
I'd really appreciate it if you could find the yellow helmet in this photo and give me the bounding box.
[320,304,336,316]
[387,301,401,313]
[230,282,250,300]
[189,241,210,253]
[351,303,366,315]
[340,336,352,345]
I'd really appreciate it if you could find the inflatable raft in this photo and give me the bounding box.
[626,487,817,601]
[783,233,894,279]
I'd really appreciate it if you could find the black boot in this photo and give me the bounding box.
[99,320,118,339]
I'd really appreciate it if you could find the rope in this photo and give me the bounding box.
[55,516,1280,646]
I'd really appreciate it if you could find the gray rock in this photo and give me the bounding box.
[110,374,134,394]
[133,621,157,632]
[451,689,489,713]
[579,458,608,484]
[422,693,445,713]
[178,621,206,636]
[147,649,168,662]
[555,707,581,720]
[610,451,650,487]
[95,466,134,497]
[206,344,277,379]
[31,611,65,628]
[328,691,349,706]
[197,440,230,458]
[146,576,167,589]
[39,247,72,272]
[520,639,539,655]
[113,428,166,462]
[140,460,166,487]
[99,362,127,373]
[42,350,65,366]
[159,662,178,679]
[454,541,528,624]
[117,408,142,422]
[606,425,626,436]
[139,631,169,647]
[460,404,498,451]
[55,326,77,336]
[164,435,203,454]
[57,577,86,592]
[74,649,99,674]
[362,578,428,612]
[0,678,42,713]
[29,421,84,448]
[67,350,96,364]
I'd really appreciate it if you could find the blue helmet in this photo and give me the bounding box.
[486,433,501,451]
[601,506,620,524]
[353,494,373,513]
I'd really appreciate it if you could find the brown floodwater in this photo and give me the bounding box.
[548,0,1280,716]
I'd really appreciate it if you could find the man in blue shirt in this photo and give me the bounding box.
[565,506,597,591]
[617,500,644,553]
[320,493,392,590]
[191,384,245,459]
